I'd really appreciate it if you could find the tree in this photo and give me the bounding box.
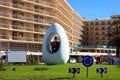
[107,16,120,57]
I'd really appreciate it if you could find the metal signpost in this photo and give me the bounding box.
[69,68,80,78]
[82,55,94,78]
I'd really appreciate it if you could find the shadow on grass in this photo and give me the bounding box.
[49,77,72,80]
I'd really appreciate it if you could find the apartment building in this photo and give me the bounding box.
[72,12,84,47]
[83,19,114,46]
[0,0,84,54]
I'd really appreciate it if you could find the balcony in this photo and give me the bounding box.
[0,12,10,17]
[0,23,10,29]
[12,15,24,20]
[24,37,33,41]
[43,1,55,7]
[43,10,54,16]
[12,3,33,12]
[24,16,34,21]
[34,19,43,22]
[34,28,44,32]
[23,26,33,31]
[0,35,9,39]
[12,25,23,30]
[34,38,43,42]
[0,1,10,7]
[24,6,33,11]
[43,20,53,24]
[12,36,24,40]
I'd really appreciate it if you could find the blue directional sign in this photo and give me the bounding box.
[82,55,94,67]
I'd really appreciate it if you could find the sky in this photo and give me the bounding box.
[67,0,120,20]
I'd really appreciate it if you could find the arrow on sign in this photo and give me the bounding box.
[69,68,80,78]
[96,68,107,74]
[69,68,80,73]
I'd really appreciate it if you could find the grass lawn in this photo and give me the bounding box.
[0,63,120,80]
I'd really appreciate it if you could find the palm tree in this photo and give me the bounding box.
[107,16,120,57]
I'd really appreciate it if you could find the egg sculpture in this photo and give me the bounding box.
[42,23,70,65]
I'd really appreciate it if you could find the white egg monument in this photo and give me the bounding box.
[42,23,70,65]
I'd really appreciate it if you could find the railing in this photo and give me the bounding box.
[23,26,33,31]
[34,19,43,22]
[12,15,24,20]
[43,1,55,7]
[12,36,24,40]
[24,37,33,41]
[12,3,33,11]
[0,12,10,17]
[34,38,43,42]
[0,23,10,28]
[12,25,23,30]
[24,16,34,21]
[0,35,9,39]
[34,28,44,32]
[0,1,10,7]
[43,20,53,24]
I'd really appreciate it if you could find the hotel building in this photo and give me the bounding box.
[0,0,84,54]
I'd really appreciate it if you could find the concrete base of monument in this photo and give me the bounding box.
[42,23,70,65]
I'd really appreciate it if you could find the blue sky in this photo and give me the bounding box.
[67,0,120,20]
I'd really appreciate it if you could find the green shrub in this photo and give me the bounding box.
[28,55,37,64]
[0,61,6,71]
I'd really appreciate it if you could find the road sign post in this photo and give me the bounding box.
[96,68,107,78]
[82,55,94,78]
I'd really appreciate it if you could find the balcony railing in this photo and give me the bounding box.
[23,27,33,31]
[43,1,55,7]
[12,15,24,20]
[12,3,33,11]
[0,35,9,39]
[0,12,10,17]
[12,25,23,30]
[0,23,10,28]
[24,16,34,21]
[12,36,24,40]
[0,1,10,7]
[34,38,43,42]
[24,37,33,41]
[34,19,43,22]
[34,28,44,32]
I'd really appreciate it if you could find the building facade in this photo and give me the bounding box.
[0,0,84,53]
[83,19,114,46]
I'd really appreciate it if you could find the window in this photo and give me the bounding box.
[35,0,39,3]
[34,6,39,12]
[102,32,105,35]
[102,26,105,30]
[95,22,99,25]
[101,22,105,25]
[34,34,38,38]
[19,22,24,26]
[19,32,23,37]
[12,32,17,36]
[107,26,111,30]
[13,0,18,7]
[13,11,17,15]
[107,21,111,25]
[12,21,17,25]
[90,22,94,25]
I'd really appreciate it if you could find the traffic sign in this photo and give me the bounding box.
[96,68,107,78]
[82,55,94,67]
[69,68,80,73]
[96,68,107,74]
[69,68,80,78]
